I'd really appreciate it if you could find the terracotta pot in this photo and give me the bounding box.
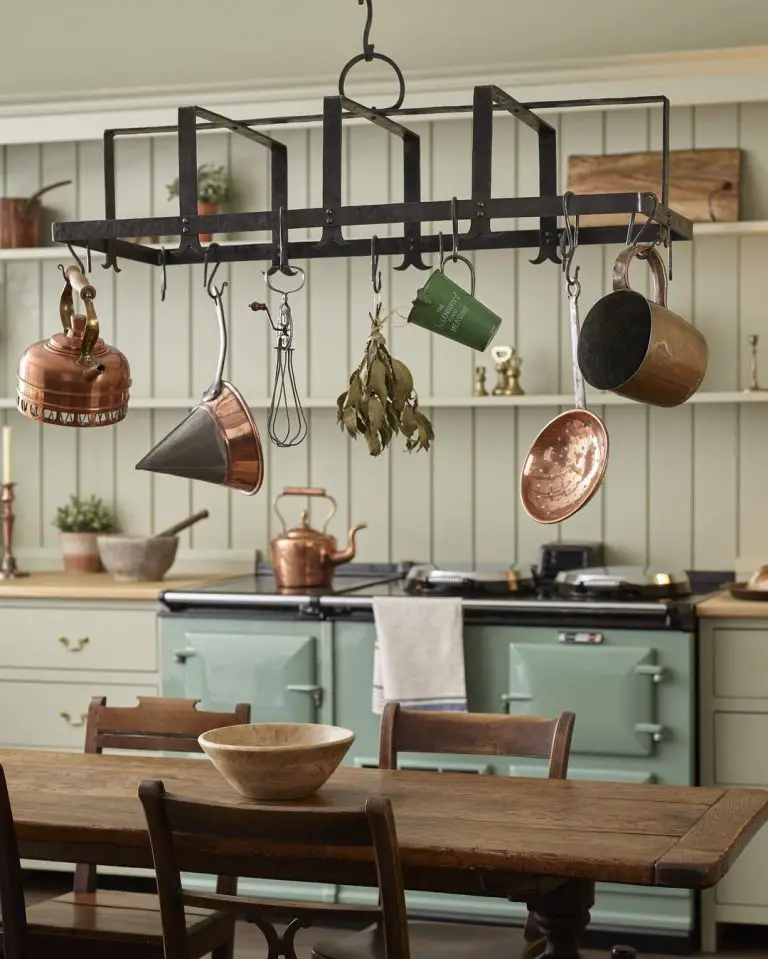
[197,201,218,243]
[60,532,103,574]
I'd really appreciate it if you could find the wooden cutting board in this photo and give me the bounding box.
[566,148,741,225]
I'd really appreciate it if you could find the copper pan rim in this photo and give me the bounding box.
[217,380,265,497]
[519,408,609,525]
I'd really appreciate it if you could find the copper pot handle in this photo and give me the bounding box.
[273,488,338,534]
[612,244,668,308]
[62,266,100,365]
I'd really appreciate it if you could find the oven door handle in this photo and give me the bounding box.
[634,663,666,683]
[635,722,665,743]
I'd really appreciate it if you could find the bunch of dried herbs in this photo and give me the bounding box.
[337,308,434,456]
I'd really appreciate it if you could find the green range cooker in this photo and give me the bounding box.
[159,561,703,951]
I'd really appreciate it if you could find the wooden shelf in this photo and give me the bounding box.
[1,391,768,412]
[1,221,768,262]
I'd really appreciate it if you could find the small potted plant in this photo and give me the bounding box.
[166,164,232,242]
[54,494,117,574]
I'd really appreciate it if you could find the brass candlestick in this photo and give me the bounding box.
[473,366,488,396]
[0,483,28,580]
[745,334,766,392]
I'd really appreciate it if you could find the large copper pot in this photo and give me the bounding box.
[16,265,131,427]
[271,487,366,589]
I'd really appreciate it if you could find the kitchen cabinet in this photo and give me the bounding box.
[699,613,768,951]
[158,613,695,936]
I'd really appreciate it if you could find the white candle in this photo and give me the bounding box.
[2,427,11,485]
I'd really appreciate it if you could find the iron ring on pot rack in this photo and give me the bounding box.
[337,0,406,111]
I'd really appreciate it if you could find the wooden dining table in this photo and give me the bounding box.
[3,748,768,958]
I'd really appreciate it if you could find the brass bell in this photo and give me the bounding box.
[16,264,131,427]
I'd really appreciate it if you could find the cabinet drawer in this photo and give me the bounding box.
[0,608,156,672]
[0,680,158,749]
[717,816,768,906]
[713,627,768,699]
[714,713,768,785]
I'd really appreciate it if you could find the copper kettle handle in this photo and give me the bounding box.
[273,487,337,534]
[62,266,100,365]
[612,244,668,308]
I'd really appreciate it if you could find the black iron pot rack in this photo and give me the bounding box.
[51,89,692,274]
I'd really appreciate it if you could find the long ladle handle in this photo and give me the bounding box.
[568,287,586,411]
[155,510,210,538]
[202,288,228,402]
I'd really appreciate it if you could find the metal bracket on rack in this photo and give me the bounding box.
[317,95,427,270]
[469,85,560,265]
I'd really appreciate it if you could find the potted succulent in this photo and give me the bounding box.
[54,494,117,574]
[166,164,232,242]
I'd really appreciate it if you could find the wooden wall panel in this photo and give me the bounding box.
[4,101,768,574]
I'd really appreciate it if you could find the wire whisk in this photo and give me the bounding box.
[250,266,308,448]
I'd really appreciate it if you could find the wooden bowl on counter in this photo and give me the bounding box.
[198,723,355,800]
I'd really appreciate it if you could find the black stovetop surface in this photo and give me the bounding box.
[159,562,726,630]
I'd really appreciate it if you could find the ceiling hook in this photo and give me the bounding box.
[371,234,382,294]
[450,196,460,262]
[358,0,375,60]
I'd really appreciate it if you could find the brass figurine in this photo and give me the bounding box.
[490,345,524,396]
[491,345,513,396]
[745,334,766,393]
[474,366,488,396]
[506,351,525,396]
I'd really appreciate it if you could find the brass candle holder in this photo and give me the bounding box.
[745,334,767,393]
[0,483,28,580]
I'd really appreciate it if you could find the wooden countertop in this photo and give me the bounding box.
[0,571,232,602]
[696,591,768,619]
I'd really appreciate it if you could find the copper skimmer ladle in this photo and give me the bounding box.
[520,195,609,524]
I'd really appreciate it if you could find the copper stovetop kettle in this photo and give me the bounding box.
[270,487,366,589]
[16,264,131,427]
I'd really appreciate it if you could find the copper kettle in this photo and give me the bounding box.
[16,265,131,427]
[271,487,366,589]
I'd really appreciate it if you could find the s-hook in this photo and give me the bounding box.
[159,246,168,303]
[561,191,581,302]
[203,242,227,299]
[337,0,406,110]
[267,207,297,278]
[250,267,308,448]
[371,234,382,318]
[626,191,673,279]
[102,238,122,274]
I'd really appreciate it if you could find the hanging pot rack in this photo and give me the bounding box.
[50,0,693,276]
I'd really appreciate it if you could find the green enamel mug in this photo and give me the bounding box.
[408,255,502,351]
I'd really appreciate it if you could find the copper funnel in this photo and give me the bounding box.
[16,265,130,427]
[136,284,263,496]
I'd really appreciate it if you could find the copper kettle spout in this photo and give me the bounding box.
[329,523,367,566]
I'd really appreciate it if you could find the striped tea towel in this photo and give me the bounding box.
[372,596,467,715]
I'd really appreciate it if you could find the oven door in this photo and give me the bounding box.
[506,641,664,756]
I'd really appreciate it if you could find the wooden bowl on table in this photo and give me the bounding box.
[198,723,355,800]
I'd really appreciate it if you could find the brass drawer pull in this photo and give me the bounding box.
[59,711,87,727]
[59,636,90,652]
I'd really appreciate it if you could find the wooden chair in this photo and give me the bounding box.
[0,763,30,959]
[21,696,250,959]
[139,778,516,959]
[378,703,576,959]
